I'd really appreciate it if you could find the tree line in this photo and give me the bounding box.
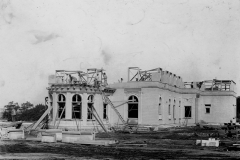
[2,101,47,122]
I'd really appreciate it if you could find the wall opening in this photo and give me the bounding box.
[205,104,211,114]
[128,95,138,118]
[158,96,162,120]
[72,94,82,119]
[58,94,66,119]
[168,99,171,115]
[184,106,191,118]
[179,100,181,123]
[87,95,94,120]
[237,97,240,122]
[103,103,108,120]
[173,99,176,121]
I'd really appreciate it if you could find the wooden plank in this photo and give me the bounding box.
[32,106,52,130]
[70,140,116,146]
[62,131,93,135]
[25,137,42,142]
[119,144,147,146]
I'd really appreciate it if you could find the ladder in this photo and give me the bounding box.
[88,105,108,133]
[101,91,133,133]
[32,105,52,130]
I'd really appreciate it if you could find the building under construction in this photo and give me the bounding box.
[36,67,237,131]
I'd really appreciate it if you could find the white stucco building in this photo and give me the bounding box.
[46,68,237,131]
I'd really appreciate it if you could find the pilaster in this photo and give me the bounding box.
[81,93,88,125]
[65,92,72,119]
[52,92,58,123]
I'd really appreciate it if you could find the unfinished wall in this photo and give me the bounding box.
[181,94,196,125]
[50,91,107,130]
[197,95,236,123]
[141,88,159,125]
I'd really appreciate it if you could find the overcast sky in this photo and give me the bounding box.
[0,0,239,107]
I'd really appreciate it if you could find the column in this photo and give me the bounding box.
[65,92,72,119]
[139,91,142,124]
[195,97,199,124]
[124,95,127,122]
[94,94,102,120]
[52,92,58,124]
[81,93,88,126]
[192,98,196,124]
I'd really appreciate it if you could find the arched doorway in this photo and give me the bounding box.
[58,94,66,119]
[128,95,138,118]
[87,95,94,120]
[72,94,82,119]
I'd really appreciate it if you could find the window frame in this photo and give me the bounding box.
[184,106,192,118]
[168,99,171,115]
[158,96,162,120]
[103,103,108,120]
[205,104,211,114]
[58,94,66,119]
[128,95,139,118]
[87,95,94,120]
[158,96,162,115]
[72,94,82,119]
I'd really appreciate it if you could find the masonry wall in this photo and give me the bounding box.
[141,88,182,125]
[108,89,126,125]
[49,82,237,129]
[181,94,196,125]
[141,88,159,125]
[197,95,236,123]
[162,91,182,126]
[50,91,106,130]
[108,87,198,126]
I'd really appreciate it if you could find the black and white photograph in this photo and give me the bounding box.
[0,0,240,159]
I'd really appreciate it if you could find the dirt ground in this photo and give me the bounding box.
[1,126,240,159]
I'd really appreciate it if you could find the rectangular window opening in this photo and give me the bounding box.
[158,103,162,115]
[206,108,210,114]
[128,104,138,118]
[158,96,162,120]
[58,103,65,119]
[185,106,191,118]
[72,103,82,119]
[103,103,107,120]
[87,104,94,120]
[168,105,171,115]
[205,104,211,114]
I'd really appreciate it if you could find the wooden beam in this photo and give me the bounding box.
[32,105,53,130]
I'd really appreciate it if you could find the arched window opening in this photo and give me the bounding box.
[128,95,138,118]
[58,94,65,102]
[87,95,94,120]
[72,94,82,119]
[58,94,66,119]
[88,95,94,103]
